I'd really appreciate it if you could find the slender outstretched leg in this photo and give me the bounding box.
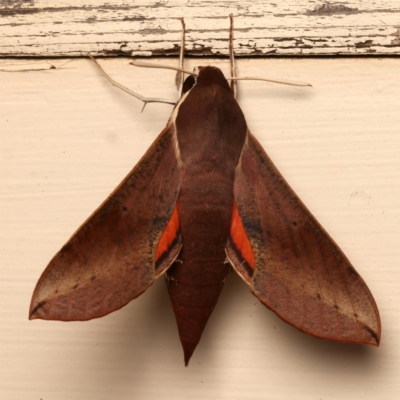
[229,14,237,98]
[177,18,186,98]
[88,54,176,109]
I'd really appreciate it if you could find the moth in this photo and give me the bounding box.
[29,17,380,366]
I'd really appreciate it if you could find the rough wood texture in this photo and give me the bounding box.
[0,0,399,57]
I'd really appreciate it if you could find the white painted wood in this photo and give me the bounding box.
[0,0,399,56]
[0,57,399,399]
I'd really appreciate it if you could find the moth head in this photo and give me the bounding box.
[182,66,230,95]
[182,74,197,95]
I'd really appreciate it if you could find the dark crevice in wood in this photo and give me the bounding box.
[306,3,359,16]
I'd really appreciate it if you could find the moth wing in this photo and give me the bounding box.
[227,132,380,345]
[30,126,182,321]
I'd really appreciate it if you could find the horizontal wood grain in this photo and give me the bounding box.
[0,0,399,57]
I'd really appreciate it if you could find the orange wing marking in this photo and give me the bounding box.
[156,200,180,261]
[230,201,255,270]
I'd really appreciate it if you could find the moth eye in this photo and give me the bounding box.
[182,75,196,95]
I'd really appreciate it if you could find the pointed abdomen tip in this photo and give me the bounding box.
[182,340,198,367]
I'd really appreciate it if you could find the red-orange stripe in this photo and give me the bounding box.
[156,201,180,261]
[230,201,255,269]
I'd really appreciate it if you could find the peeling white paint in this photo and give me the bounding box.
[0,0,399,56]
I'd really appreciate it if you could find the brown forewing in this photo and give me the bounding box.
[30,125,182,321]
[228,133,380,345]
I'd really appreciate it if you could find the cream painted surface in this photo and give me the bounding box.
[0,0,399,56]
[1,58,399,399]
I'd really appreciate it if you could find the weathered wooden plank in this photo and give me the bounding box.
[0,0,399,57]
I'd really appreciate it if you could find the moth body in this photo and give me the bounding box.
[166,67,247,364]
[30,66,380,366]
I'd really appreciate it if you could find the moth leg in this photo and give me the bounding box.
[88,54,176,109]
[176,17,186,98]
[229,14,237,98]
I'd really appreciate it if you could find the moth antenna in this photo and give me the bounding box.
[227,76,312,87]
[130,61,196,77]
[229,14,237,98]
[88,54,176,106]
[131,61,310,88]
[176,18,186,98]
